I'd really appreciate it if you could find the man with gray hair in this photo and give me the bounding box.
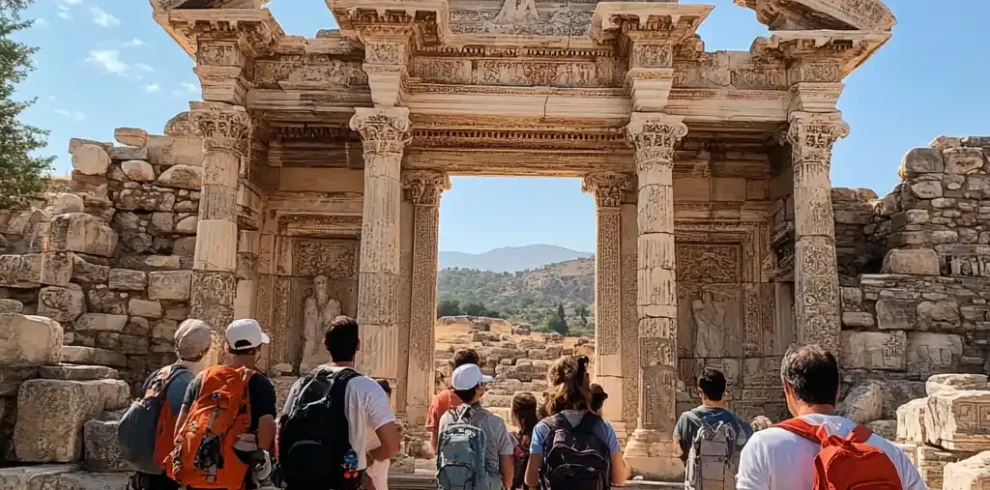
[124,319,213,490]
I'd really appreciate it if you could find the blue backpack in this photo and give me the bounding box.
[436,406,489,490]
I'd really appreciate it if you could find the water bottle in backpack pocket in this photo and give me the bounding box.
[436,406,490,490]
[539,413,611,490]
[684,413,738,490]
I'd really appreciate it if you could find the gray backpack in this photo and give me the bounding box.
[117,365,187,474]
[436,406,490,490]
[684,412,738,490]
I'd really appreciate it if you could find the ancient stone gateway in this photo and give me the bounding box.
[144,0,895,479]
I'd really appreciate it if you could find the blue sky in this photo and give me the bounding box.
[16,0,990,254]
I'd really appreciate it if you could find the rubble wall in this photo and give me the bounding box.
[0,128,205,391]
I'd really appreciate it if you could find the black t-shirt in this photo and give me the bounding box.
[182,370,277,432]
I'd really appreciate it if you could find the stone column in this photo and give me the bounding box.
[350,107,411,385]
[785,111,848,355]
[623,113,687,479]
[189,107,251,358]
[582,172,632,439]
[402,170,450,426]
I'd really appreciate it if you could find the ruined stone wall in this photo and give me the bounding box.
[0,128,205,391]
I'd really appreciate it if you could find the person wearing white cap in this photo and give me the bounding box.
[437,363,515,490]
[173,319,278,489]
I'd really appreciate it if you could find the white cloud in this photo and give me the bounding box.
[57,6,71,20]
[55,109,87,121]
[58,0,83,5]
[48,95,56,102]
[180,82,198,92]
[85,49,129,75]
[34,18,49,27]
[134,63,154,72]
[172,82,200,97]
[144,83,160,94]
[124,38,145,48]
[89,6,119,27]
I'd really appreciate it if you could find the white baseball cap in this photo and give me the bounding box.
[451,363,494,391]
[225,319,271,350]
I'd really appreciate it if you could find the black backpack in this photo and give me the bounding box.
[539,413,611,490]
[278,367,361,490]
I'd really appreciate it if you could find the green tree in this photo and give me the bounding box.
[0,1,52,209]
[437,299,461,318]
[546,306,569,336]
[575,304,589,324]
[556,303,566,320]
[463,302,486,317]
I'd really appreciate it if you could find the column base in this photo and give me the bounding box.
[623,429,684,482]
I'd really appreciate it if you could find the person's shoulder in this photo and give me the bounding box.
[742,426,798,450]
[249,371,275,389]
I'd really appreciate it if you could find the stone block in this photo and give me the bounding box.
[38,364,118,381]
[917,300,960,328]
[120,160,155,182]
[0,299,23,313]
[60,346,127,368]
[108,269,146,291]
[49,213,117,257]
[40,252,73,286]
[901,148,944,175]
[876,299,917,330]
[907,332,963,378]
[0,465,129,490]
[86,287,128,315]
[36,285,85,323]
[841,312,874,328]
[71,255,109,284]
[931,136,962,149]
[925,390,990,451]
[71,144,110,176]
[156,164,203,190]
[944,451,990,490]
[147,270,192,301]
[881,381,926,419]
[865,419,896,440]
[175,215,197,234]
[881,249,940,276]
[910,180,943,199]
[13,378,130,462]
[109,146,148,161]
[116,187,175,212]
[127,298,162,318]
[840,330,906,371]
[944,147,986,175]
[961,136,990,147]
[0,314,63,367]
[74,313,128,332]
[53,193,84,214]
[919,445,976,490]
[896,397,928,443]
[84,410,131,472]
[840,381,883,424]
[149,213,173,235]
[114,127,148,147]
[927,374,989,396]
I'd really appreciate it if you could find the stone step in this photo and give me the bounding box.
[0,465,128,490]
[61,346,127,368]
[84,410,131,472]
[40,364,119,381]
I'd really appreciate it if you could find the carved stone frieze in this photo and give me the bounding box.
[582,172,632,208]
[161,8,284,59]
[402,171,450,207]
[349,107,412,156]
[735,0,895,32]
[253,57,368,89]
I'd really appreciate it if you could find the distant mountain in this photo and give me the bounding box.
[438,245,593,272]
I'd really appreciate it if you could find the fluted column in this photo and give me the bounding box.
[623,113,687,480]
[582,172,633,439]
[785,111,848,355]
[350,107,411,384]
[403,170,450,426]
[187,107,251,360]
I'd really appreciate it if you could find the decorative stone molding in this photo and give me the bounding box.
[582,172,632,209]
[735,0,895,32]
[402,171,450,207]
[626,113,689,164]
[349,107,412,156]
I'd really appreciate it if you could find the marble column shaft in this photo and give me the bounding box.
[351,107,411,384]
[786,111,848,355]
[403,170,450,426]
[189,108,251,355]
[583,172,632,435]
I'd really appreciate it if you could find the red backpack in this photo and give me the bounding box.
[775,418,903,490]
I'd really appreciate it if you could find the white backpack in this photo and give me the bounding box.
[684,412,738,490]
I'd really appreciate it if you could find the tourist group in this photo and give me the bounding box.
[115,315,929,490]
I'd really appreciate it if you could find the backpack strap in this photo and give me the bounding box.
[774,418,824,444]
[453,404,474,424]
[574,412,602,434]
[847,424,873,444]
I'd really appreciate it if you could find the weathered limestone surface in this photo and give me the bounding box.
[928,374,989,396]
[0,465,128,490]
[925,390,990,452]
[84,410,131,472]
[944,451,990,490]
[0,314,62,367]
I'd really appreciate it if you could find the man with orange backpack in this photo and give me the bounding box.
[736,344,926,490]
[168,319,278,490]
[119,319,213,490]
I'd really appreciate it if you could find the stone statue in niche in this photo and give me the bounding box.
[496,0,539,23]
[300,275,341,373]
[693,291,725,358]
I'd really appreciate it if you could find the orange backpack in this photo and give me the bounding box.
[775,418,903,490]
[152,366,184,468]
[167,366,255,490]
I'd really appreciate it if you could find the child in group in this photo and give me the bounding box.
[366,379,393,490]
[590,383,608,415]
[509,393,540,490]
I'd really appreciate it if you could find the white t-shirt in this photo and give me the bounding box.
[366,430,390,490]
[736,414,927,490]
[282,366,396,471]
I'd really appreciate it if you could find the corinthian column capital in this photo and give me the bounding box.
[165,106,253,155]
[626,113,688,164]
[784,111,849,163]
[582,172,632,209]
[402,170,451,207]
[350,107,411,155]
